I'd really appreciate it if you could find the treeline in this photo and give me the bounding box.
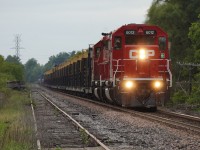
[146,0,200,105]
[24,51,76,83]
[0,51,76,91]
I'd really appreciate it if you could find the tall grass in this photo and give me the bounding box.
[0,89,36,150]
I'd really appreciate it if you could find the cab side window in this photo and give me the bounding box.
[114,37,122,50]
[103,40,109,50]
[159,37,166,50]
[95,47,101,58]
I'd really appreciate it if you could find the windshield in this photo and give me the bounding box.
[125,35,155,45]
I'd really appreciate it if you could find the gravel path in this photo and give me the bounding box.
[39,86,200,150]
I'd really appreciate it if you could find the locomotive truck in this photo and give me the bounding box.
[43,24,172,111]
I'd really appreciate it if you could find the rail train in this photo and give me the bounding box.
[43,24,172,111]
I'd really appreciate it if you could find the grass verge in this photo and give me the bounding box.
[0,89,35,150]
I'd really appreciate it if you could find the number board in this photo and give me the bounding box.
[125,30,135,35]
[145,30,156,35]
[125,30,156,35]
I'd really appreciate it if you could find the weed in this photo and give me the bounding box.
[80,128,89,145]
[55,147,62,150]
[3,140,31,150]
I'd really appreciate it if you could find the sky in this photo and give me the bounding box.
[0,0,153,65]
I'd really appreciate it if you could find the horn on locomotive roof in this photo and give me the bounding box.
[101,32,111,36]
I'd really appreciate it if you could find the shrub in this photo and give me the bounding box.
[171,91,188,104]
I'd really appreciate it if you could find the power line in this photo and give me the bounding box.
[177,62,200,67]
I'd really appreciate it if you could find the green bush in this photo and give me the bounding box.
[186,86,200,104]
[171,91,188,104]
[171,87,200,105]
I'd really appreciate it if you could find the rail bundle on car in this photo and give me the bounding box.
[43,24,172,111]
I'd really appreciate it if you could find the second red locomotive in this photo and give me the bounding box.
[44,24,172,111]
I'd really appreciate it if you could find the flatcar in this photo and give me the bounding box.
[43,24,172,111]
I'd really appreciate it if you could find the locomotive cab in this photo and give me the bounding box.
[92,24,172,110]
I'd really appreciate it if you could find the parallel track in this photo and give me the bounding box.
[42,87,200,136]
[37,90,110,150]
[157,108,200,122]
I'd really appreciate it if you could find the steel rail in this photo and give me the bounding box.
[44,88,200,135]
[37,90,110,150]
[157,108,200,122]
[30,91,41,150]
[136,111,200,135]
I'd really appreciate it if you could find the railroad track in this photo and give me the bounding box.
[140,110,200,135]
[157,108,200,122]
[41,86,200,136]
[34,90,110,150]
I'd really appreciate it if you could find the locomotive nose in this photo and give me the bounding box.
[136,84,151,100]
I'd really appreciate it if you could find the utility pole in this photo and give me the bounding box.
[177,62,200,95]
[11,34,24,60]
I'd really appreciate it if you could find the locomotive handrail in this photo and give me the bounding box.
[113,59,121,86]
[112,58,172,87]
[167,59,172,87]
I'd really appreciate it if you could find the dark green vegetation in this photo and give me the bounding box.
[0,55,24,91]
[0,55,35,149]
[146,0,200,107]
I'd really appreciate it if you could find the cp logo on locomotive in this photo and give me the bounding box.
[129,50,155,59]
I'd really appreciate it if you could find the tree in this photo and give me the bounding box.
[0,55,24,89]
[6,55,21,64]
[188,14,200,63]
[24,51,77,82]
[25,58,43,83]
[146,0,200,62]
[43,51,75,71]
[0,55,24,81]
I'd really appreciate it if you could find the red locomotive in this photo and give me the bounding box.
[44,24,172,111]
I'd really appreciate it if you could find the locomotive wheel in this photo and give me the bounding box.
[114,94,122,106]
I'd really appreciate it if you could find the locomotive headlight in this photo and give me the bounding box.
[125,81,134,89]
[154,81,162,89]
[139,49,146,60]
